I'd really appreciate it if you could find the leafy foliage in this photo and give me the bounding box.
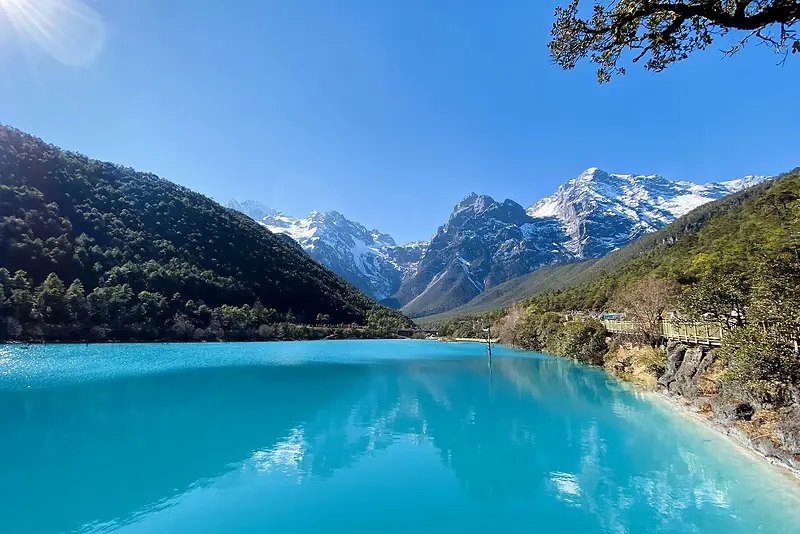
[720,324,800,403]
[0,126,411,341]
[502,310,607,365]
[434,305,608,366]
[547,319,608,366]
[550,0,800,83]
[432,311,504,339]
[716,249,800,401]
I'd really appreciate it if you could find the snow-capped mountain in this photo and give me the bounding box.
[225,199,279,222]
[526,168,768,258]
[227,169,766,317]
[225,201,427,301]
[392,194,572,317]
[393,169,768,317]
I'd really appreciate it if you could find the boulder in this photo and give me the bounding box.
[749,435,800,471]
[658,343,687,387]
[714,401,755,423]
[661,346,713,398]
[776,405,800,454]
[714,381,767,411]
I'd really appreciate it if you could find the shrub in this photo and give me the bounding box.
[547,319,608,365]
[720,325,800,404]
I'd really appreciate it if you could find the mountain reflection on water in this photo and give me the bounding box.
[1,341,798,533]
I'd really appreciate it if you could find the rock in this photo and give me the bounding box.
[658,343,687,387]
[714,401,755,423]
[734,403,755,420]
[695,348,715,378]
[748,435,800,471]
[776,405,800,454]
[715,381,767,411]
[661,346,713,399]
[751,435,778,457]
[674,347,704,380]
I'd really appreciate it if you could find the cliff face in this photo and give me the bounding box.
[657,342,800,475]
[604,340,800,475]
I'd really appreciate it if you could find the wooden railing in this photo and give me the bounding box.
[603,319,800,352]
[602,320,723,347]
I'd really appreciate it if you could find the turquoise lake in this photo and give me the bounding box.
[2,340,800,533]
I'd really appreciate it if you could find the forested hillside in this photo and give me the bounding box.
[0,126,410,341]
[516,169,797,314]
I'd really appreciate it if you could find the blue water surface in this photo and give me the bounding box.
[2,340,800,533]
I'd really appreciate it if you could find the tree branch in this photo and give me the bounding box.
[551,1,800,81]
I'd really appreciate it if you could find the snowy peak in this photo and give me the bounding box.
[226,168,767,317]
[444,194,529,234]
[526,168,768,258]
[225,199,279,221]
[226,199,426,301]
[453,192,495,214]
[718,175,768,194]
[395,193,572,317]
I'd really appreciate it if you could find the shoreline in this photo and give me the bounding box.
[648,389,800,482]
[436,337,499,343]
[7,337,798,481]
[599,347,800,483]
[0,334,409,345]
[512,340,800,483]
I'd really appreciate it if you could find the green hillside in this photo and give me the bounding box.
[416,261,598,323]
[0,126,410,341]
[418,175,778,324]
[429,168,800,404]
[519,168,797,313]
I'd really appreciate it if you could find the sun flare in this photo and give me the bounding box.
[0,0,105,66]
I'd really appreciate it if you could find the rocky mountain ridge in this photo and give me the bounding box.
[223,201,427,301]
[228,169,767,315]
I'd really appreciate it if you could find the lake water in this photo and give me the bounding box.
[2,340,800,533]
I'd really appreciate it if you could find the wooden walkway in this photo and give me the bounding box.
[602,320,723,347]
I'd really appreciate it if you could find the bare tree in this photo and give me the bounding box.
[611,276,682,344]
[496,303,528,347]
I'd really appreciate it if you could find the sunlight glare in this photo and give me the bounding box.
[0,0,105,66]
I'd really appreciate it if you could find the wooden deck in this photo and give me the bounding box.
[602,320,723,347]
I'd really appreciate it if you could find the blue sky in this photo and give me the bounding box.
[1,0,798,243]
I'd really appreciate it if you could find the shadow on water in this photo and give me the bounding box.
[1,350,799,533]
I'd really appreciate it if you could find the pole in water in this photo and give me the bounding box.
[484,324,493,369]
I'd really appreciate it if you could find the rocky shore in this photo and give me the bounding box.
[610,342,800,478]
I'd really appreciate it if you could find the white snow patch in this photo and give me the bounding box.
[659,194,715,218]
[404,269,448,308]
[457,255,484,292]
